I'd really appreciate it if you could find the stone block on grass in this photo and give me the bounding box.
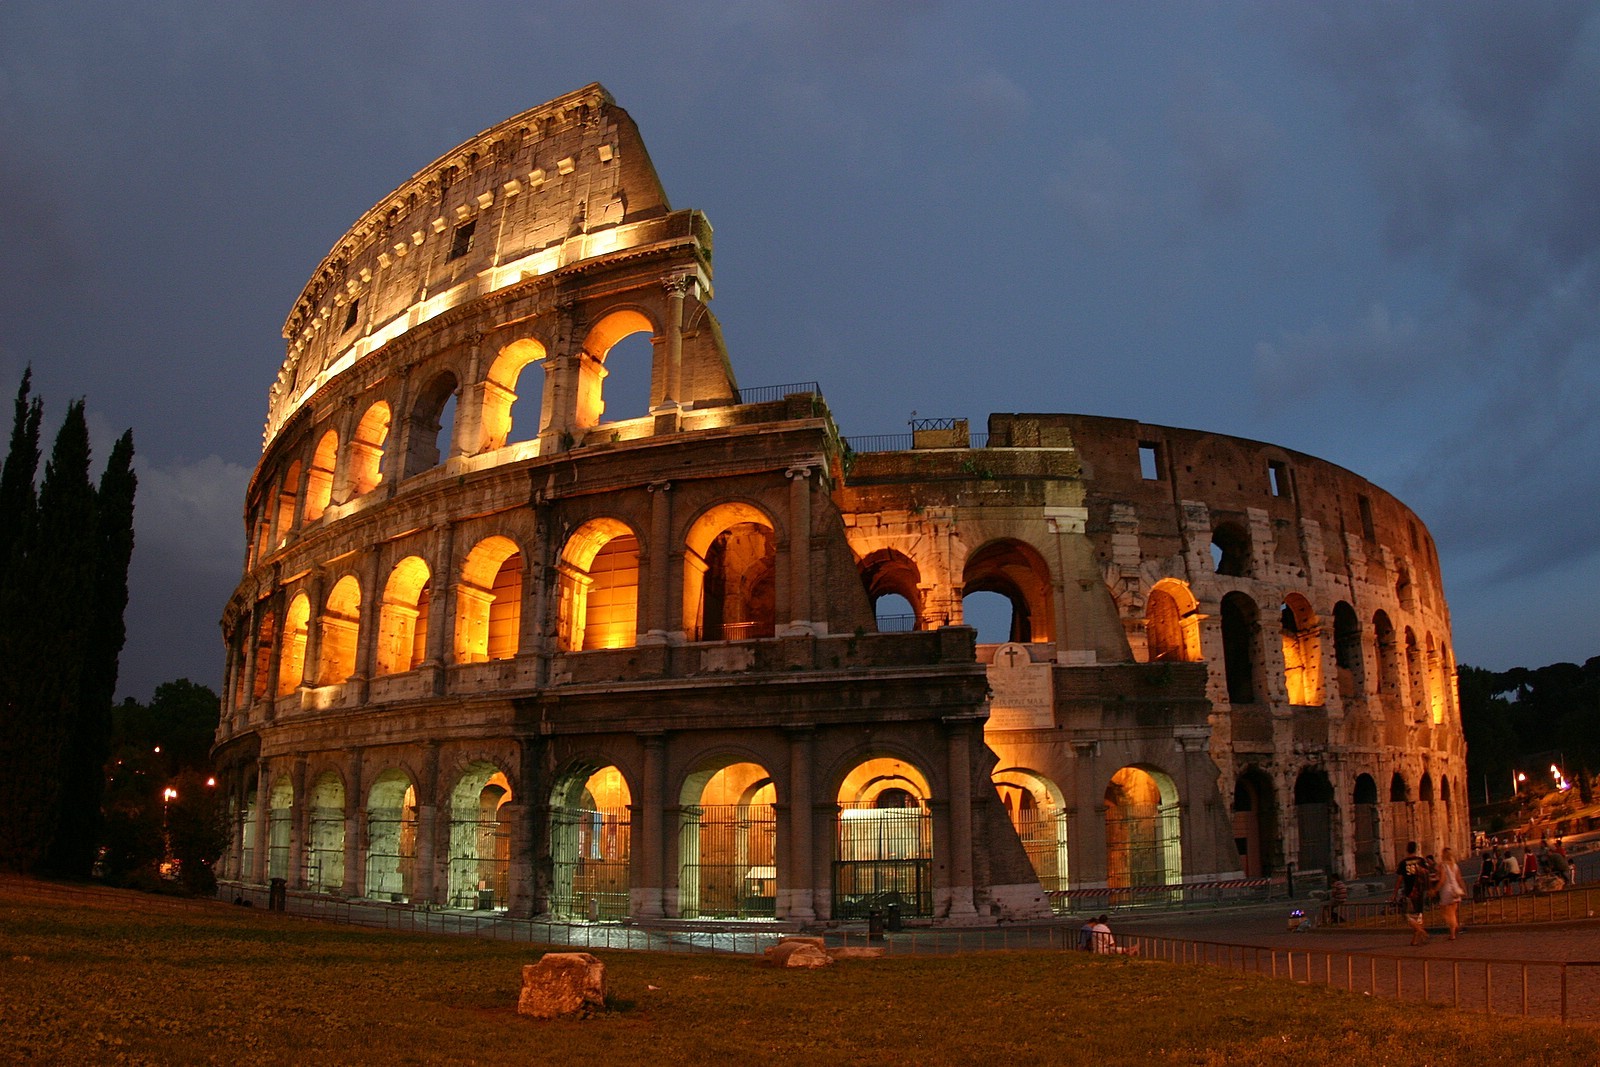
[518,952,606,1018]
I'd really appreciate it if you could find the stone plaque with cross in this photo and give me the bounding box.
[985,642,1054,731]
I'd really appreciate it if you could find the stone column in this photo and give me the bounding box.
[350,550,384,703]
[784,725,817,921]
[300,570,326,689]
[343,749,364,896]
[262,579,285,721]
[657,274,689,414]
[381,365,413,498]
[252,759,271,885]
[509,739,540,916]
[944,717,978,917]
[413,741,441,905]
[329,397,358,506]
[783,466,813,634]
[421,522,455,693]
[633,734,666,919]
[641,481,673,642]
[289,756,309,889]
[1072,741,1107,887]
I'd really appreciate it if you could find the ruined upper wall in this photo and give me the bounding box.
[264,84,675,448]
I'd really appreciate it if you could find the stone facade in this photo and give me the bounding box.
[214,85,1465,925]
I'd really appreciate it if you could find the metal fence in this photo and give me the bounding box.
[736,381,819,405]
[1325,884,1600,928]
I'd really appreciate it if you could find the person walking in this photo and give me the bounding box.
[1436,847,1466,941]
[1398,841,1431,946]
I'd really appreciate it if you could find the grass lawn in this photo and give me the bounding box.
[4,878,1597,1065]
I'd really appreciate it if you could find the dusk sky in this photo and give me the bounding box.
[3,2,1598,701]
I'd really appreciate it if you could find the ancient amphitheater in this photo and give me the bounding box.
[214,84,1465,923]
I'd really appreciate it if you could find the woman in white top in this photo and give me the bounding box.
[1437,846,1467,941]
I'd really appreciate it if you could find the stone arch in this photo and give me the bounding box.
[1292,767,1334,873]
[273,459,302,547]
[556,517,640,652]
[1220,591,1262,704]
[278,593,310,695]
[377,556,431,675]
[992,768,1069,893]
[482,337,548,450]
[267,775,294,881]
[548,762,633,920]
[1419,771,1437,853]
[858,548,926,632]
[677,758,778,919]
[1210,520,1251,577]
[1404,627,1426,721]
[445,760,512,909]
[402,370,459,477]
[1145,578,1201,663]
[364,768,417,901]
[1280,593,1322,706]
[1333,601,1363,700]
[347,400,391,497]
[834,755,934,919]
[305,771,346,892]
[317,575,361,684]
[455,535,523,663]
[303,430,339,524]
[1389,770,1413,858]
[1231,766,1278,878]
[250,609,276,703]
[961,538,1055,644]
[580,308,658,429]
[1373,610,1400,703]
[683,501,777,642]
[1426,633,1446,724]
[1105,765,1181,890]
[1352,773,1382,876]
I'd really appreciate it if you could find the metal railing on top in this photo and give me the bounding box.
[736,381,819,405]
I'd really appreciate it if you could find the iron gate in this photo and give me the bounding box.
[550,805,631,920]
[833,802,932,919]
[680,803,777,918]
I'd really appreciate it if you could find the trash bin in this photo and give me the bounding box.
[269,877,287,912]
[868,907,884,942]
[477,889,495,911]
[885,902,902,932]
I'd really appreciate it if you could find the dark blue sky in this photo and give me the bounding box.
[3,2,1597,700]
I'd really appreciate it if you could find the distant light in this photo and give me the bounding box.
[163,788,178,802]
[206,777,217,788]
[153,746,161,753]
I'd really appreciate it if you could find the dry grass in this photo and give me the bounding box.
[4,878,1597,1066]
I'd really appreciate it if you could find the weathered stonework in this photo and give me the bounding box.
[214,85,1464,927]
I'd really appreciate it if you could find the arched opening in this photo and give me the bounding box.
[1426,633,1446,724]
[273,460,301,547]
[1373,611,1399,705]
[678,761,778,919]
[1210,520,1250,577]
[1105,766,1181,894]
[1293,767,1334,873]
[1145,578,1201,663]
[1389,771,1413,856]
[548,765,632,921]
[1231,767,1279,878]
[1404,627,1426,721]
[858,548,926,631]
[377,556,431,675]
[482,338,548,450]
[402,371,459,478]
[582,309,656,428]
[556,518,640,652]
[316,575,361,684]
[960,590,1015,644]
[278,594,310,696]
[834,757,933,919]
[1333,602,1363,700]
[364,770,417,902]
[267,776,293,881]
[684,503,776,642]
[240,783,257,881]
[992,769,1069,899]
[1220,592,1261,704]
[961,539,1054,643]
[305,772,345,893]
[446,762,511,910]
[250,610,276,703]
[348,401,391,497]
[1419,771,1436,853]
[1280,594,1322,706]
[1352,773,1382,876]
[455,536,522,663]
[303,430,339,524]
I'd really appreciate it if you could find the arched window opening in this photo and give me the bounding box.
[267,777,293,881]
[1211,521,1251,577]
[678,762,777,919]
[993,769,1069,898]
[1404,627,1426,721]
[240,789,257,881]
[317,576,361,685]
[455,536,522,663]
[1105,766,1181,892]
[1145,579,1201,663]
[858,548,926,631]
[482,338,547,451]
[446,762,511,910]
[365,771,417,902]
[278,594,310,696]
[1395,568,1416,612]
[348,401,391,497]
[251,611,276,702]
[402,372,459,478]
[1352,773,1382,876]
[1418,771,1438,852]
[1373,611,1399,704]
[835,757,934,919]
[961,539,1055,644]
[960,590,1015,644]
[684,503,777,642]
[1333,602,1363,700]
[597,332,655,425]
[549,765,632,920]
[273,460,302,547]
[1220,592,1260,704]
[1231,769,1278,878]
[1280,594,1322,707]
[1293,768,1334,873]
[556,519,640,652]
[305,772,345,893]
[377,556,431,675]
[1425,633,1446,724]
[1390,772,1409,803]
[303,430,339,524]
[582,309,656,429]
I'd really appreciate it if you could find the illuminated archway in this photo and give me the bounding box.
[267,776,293,881]
[250,610,276,703]
[277,594,310,696]
[548,765,632,920]
[402,371,458,477]
[347,401,390,497]
[1426,633,1446,724]
[992,768,1069,898]
[446,761,511,909]
[1404,627,1426,721]
[1280,594,1322,706]
[678,761,777,919]
[961,539,1054,643]
[305,772,345,892]
[858,548,926,631]
[303,430,338,524]
[376,556,430,675]
[364,770,417,901]
[1146,578,1201,662]
[556,518,640,651]
[580,309,656,428]
[834,757,933,919]
[1104,766,1180,891]
[482,338,547,449]
[273,459,301,546]
[316,575,361,684]
[455,536,522,663]
[684,502,777,641]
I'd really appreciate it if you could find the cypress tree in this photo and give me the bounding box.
[0,370,44,869]
[0,367,42,560]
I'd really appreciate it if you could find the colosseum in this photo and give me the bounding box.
[213,84,1466,924]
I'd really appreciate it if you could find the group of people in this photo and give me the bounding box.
[1473,838,1574,900]
[1077,914,1139,956]
[1396,841,1467,945]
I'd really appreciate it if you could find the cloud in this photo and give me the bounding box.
[134,454,251,577]
[1166,74,1278,218]
[1253,302,1466,403]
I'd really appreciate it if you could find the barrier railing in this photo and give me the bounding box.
[1049,877,1278,914]
[1324,884,1600,928]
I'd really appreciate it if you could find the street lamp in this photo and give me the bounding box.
[1512,771,1527,795]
